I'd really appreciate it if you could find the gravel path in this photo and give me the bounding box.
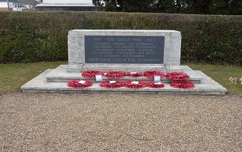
[0,92,242,151]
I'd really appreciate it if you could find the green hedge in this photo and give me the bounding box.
[0,11,242,65]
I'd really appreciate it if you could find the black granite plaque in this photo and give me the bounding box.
[85,36,164,64]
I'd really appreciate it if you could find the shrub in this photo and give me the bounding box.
[0,12,241,65]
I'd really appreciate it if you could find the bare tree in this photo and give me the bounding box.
[15,0,40,10]
[7,0,10,10]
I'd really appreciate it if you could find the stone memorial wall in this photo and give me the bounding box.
[67,30,181,72]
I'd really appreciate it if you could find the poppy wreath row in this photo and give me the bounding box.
[67,80,195,89]
[67,80,93,88]
[100,81,165,89]
[99,80,147,89]
[166,72,190,80]
[81,70,167,78]
[170,81,195,89]
[81,70,190,80]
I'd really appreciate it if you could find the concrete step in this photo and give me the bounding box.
[45,65,203,84]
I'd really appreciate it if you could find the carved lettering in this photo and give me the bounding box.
[85,36,164,64]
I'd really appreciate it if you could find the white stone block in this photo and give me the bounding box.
[67,30,181,72]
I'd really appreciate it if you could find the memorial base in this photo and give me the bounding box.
[21,65,227,95]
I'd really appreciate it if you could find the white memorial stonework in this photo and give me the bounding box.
[67,30,181,72]
[21,29,227,94]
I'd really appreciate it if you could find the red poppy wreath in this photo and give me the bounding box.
[166,72,189,81]
[99,80,123,88]
[144,71,165,79]
[147,82,165,88]
[67,80,93,88]
[82,70,104,78]
[126,72,143,77]
[104,71,126,78]
[124,80,147,89]
[170,81,195,89]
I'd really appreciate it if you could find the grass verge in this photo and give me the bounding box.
[0,61,66,93]
[0,62,241,94]
[188,64,242,95]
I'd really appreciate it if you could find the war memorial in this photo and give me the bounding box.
[21,30,227,94]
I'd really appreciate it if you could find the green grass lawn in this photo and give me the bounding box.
[0,61,66,93]
[0,62,241,94]
[188,64,242,95]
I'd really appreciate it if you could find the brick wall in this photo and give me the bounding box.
[0,8,10,11]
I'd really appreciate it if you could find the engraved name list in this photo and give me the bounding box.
[85,36,165,64]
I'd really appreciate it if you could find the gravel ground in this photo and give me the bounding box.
[0,92,242,152]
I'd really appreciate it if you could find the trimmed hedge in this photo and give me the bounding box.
[0,11,241,65]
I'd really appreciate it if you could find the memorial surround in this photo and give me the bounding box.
[21,30,227,94]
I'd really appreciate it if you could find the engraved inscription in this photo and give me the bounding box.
[85,36,164,64]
